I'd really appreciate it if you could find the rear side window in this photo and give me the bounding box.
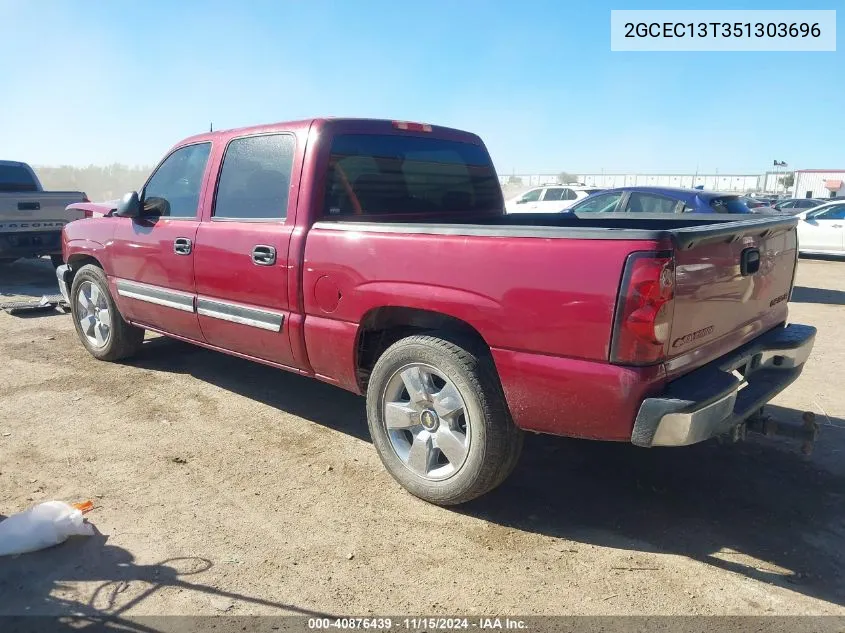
[543,187,566,201]
[625,192,678,213]
[214,134,295,220]
[0,164,38,192]
[323,134,501,217]
[709,196,750,214]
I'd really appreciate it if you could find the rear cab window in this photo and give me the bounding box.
[0,164,38,192]
[322,134,502,217]
[709,196,750,214]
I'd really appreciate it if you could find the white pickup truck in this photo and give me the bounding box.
[0,160,88,266]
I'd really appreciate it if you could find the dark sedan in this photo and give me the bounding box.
[565,186,752,215]
[772,198,827,214]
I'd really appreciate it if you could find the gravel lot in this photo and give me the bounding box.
[0,256,843,617]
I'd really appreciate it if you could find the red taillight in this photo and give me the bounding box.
[83,209,94,218]
[392,120,432,132]
[610,252,675,365]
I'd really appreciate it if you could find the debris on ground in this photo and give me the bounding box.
[0,500,95,556]
[0,294,69,315]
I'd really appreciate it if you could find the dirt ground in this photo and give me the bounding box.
[0,256,843,618]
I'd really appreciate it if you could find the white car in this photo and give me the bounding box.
[796,201,845,256]
[505,185,603,213]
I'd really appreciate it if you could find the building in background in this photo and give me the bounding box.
[575,173,760,192]
[498,173,760,192]
[792,170,845,199]
[760,170,794,194]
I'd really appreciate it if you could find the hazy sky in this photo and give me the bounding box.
[1,0,842,173]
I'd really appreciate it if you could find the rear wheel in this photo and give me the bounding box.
[366,334,523,505]
[69,264,144,361]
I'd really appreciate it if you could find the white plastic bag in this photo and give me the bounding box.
[0,501,94,556]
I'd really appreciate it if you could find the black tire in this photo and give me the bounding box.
[0,258,17,265]
[69,264,144,361]
[50,254,64,268]
[366,334,523,505]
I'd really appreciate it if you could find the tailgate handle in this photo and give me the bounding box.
[17,201,40,211]
[740,248,761,276]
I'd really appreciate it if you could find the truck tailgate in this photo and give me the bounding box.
[0,192,85,231]
[665,218,798,378]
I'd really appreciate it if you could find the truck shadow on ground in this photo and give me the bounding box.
[127,337,845,610]
[0,524,333,624]
[790,285,845,306]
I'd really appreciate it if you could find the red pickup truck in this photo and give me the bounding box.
[57,118,816,505]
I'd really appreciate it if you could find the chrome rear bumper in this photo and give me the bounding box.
[631,323,816,447]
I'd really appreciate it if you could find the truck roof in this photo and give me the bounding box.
[176,117,483,147]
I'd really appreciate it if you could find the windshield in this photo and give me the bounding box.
[0,164,38,192]
[323,134,502,217]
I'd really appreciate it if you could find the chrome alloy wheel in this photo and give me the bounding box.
[76,280,112,348]
[381,363,471,481]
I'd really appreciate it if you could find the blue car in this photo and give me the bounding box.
[566,186,752,215]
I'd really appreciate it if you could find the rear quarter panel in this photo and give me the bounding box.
[301,226,667,437]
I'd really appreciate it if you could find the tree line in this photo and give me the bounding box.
[34,164,152,201]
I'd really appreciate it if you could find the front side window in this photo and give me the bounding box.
[519,188,542,204]
[570,191,622,213]
[213,134,295,220]
[143,143,212,218]
[815,205,845,220]
[625,192,678,213]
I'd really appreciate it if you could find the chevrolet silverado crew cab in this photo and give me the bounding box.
[0,160,88,265]
[57,118,816,505]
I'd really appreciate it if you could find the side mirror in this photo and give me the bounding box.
[115,191,141,218]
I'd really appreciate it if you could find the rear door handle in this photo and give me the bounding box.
[174,237,193,255]
[252,245,276,266]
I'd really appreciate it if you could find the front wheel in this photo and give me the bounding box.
[366,335,523,506]
[69,264,144,361]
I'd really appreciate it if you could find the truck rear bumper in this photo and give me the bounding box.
[0,230,62,258]
[631,323,816,447]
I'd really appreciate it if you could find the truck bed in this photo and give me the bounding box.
[316,211,797,250]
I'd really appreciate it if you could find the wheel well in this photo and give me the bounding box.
[355,307,489,391]
[66,254,102,279]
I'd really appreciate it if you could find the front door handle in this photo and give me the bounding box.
[252,245,276,266]
[174,237,192,255]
